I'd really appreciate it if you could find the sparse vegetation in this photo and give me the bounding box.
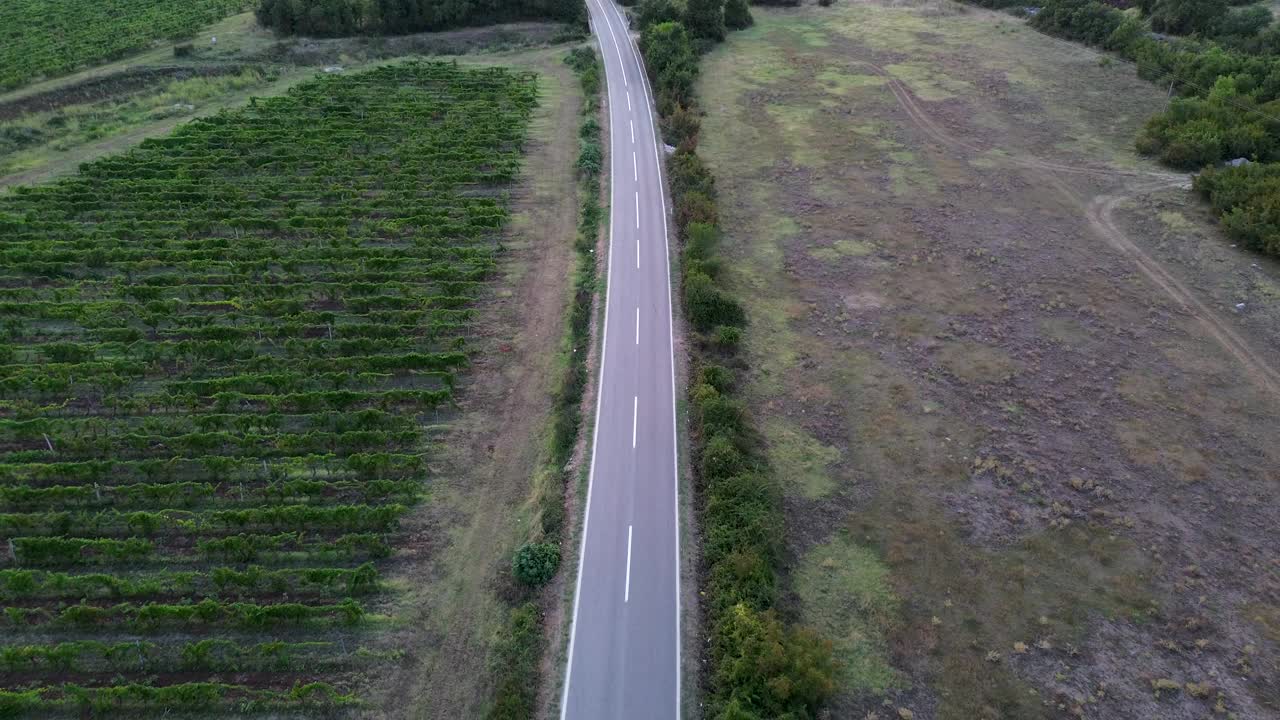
[487,44,602,720]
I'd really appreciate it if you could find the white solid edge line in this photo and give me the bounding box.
[625,524,633,603]
[632,395,638,449]
[605,0,685,713]
[599,2,628,87]
[563,3,683,719]
[630,12,685,720]
[559,4,619,716]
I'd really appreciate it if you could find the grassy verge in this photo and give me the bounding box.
[487,44,604,720]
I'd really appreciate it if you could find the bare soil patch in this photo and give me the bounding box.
[698,2,1280,718]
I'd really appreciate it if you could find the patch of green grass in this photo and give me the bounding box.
[884,62,974,102]
[888,149,939,196]
[764,419,840,499]
[1157,209,1196,232]
[764,104,824,167]
[816,69,887,95]
[794,534,901,696]
[937,341,1021,384]
[809,238,876,262]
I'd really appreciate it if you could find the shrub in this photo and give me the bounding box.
[710,605,836,718]
[512,542,560,587]
[577,138,603,177]
[699,364,735,392]
[640,21,699,112]
[685,272,745,330]
[686,0,727,41]
[1148,0,1227,35]
[707,549,777,616]
[636,0,681,30]
[1135,78,1279,169]
[1195,162,1280,255]
[697,392,746,436]
[724,0,754,28]
[1029,0,1124,46]
[713,325,742,352]
[662,103,703,147]
[701,434,747,480]
[1214,5,1272,40]
[668,149,717,201]
[675,190,719,233]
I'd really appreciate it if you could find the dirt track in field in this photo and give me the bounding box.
[698,2,1280,718]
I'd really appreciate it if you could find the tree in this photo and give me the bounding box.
[512,542,560,586]
[635,0,679,30]
[685,0,726,41]
[1149,0,1228,35]
[639,21,699,112]
[724,0,753,29]
[1214,5,1272,40]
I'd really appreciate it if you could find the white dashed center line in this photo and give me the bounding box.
[624,525,633,603]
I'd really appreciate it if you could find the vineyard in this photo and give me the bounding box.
[0,0,251,92]
[0,61,537,715]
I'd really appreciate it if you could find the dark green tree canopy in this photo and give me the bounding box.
[1148,0,1228,35]
[685,0,726,41]
[257,0,585,37]
[724,0,753,30]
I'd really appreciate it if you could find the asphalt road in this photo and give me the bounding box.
[559,0,681,718]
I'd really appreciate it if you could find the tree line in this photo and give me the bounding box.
[256,0,585,36]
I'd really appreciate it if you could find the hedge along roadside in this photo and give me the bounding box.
[487,45,605,720]
[633,7,837,720]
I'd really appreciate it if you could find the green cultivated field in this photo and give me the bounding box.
[0,0,251,92]
[0,61,536,715]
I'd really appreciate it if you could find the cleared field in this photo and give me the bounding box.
[0,0,251,92]
[698,1,1280,718]
[0,61,539,715]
